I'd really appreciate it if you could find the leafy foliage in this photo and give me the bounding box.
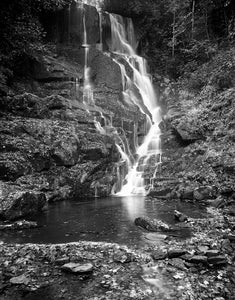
[138,0,235,78]
[185,48,235,92]
[0,0,72,73]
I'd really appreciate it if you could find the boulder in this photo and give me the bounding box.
[207,256,227,266]
[193,186,217,201]
[180,188,194,200]
[134,217,171,232]
[10,274,29,285]
[189,255,208,264]
[174,210,188,222]
[209,196,226,208]
[0,182,46,220]
[168,258,187,270]
[151,249,167,260]
[168,249,187,259]
[61,262,93,274]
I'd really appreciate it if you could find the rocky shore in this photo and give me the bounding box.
[0,202,235,300]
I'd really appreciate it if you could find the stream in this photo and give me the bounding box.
[0,197,207,247]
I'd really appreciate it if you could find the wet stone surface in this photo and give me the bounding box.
[0,205,234,300]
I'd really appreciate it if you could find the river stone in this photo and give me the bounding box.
[61,262,93,274]
[168,258,187,270]
[193,186,217,201]
[134,217,171,232]
[227,234,235,242]
[206,250,220,257]
[10,274,29,285]
[55,257,70,265]
[151,250,167,260]
[207,256,227,265]
[168,249,186,259]
[174,210,188,222]
[190,255,208,264]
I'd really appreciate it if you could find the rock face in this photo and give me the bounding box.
[0,182,46,220]
[0,5,146,220]
[149,73,235,202]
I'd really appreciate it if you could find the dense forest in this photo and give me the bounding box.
[0,0,234,85]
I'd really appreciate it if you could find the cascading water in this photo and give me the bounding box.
[108,14,162,196]
[82,11,94,105]
[78,1,161,196]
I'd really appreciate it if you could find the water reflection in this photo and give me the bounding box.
[0,197,207,246]
[121,196,146,221]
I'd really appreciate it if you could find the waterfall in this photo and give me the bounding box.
[82,11,94,105]
[97,10,103,51]
[108,14,162,196]
[78,2,161,196]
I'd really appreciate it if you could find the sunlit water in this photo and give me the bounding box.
[0,197,207,246]
[109,14,162,196]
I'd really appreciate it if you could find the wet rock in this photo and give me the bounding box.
[174,210,188,222]
[207,256,227,266]
[168,258,187,270]
[91,51,122,90]
[55,257,70,265]
[151,250,167,260]
[197,245,209,253]
[168,249,187,259]
[113,250,132,263]
[1,93,48,118]
[221,239,233,253]
[134,217,171,232]
[180,188,194,200]
[0,220,38,231]
[0,182,46,220]
[174,118,203,142]
[150,187,172,197]
[209,197,226,208]
[10,274,30,285]
[225,208,235,216]
[61,262,93,274]
[227,234,235,242]
[193,186,217,201]
[190,255,208,264]
[206,250,220,257]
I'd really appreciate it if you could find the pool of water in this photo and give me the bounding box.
[0,196,207,247]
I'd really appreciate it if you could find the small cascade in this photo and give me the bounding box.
[94,116,106,134]
[82,10,94,105]
[108,14,162,196]
[97,10,103,51]
[75,77,79,98]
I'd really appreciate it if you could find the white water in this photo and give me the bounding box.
[82,11,94,105]
[79,4,161,196]
[109,14,162,196]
